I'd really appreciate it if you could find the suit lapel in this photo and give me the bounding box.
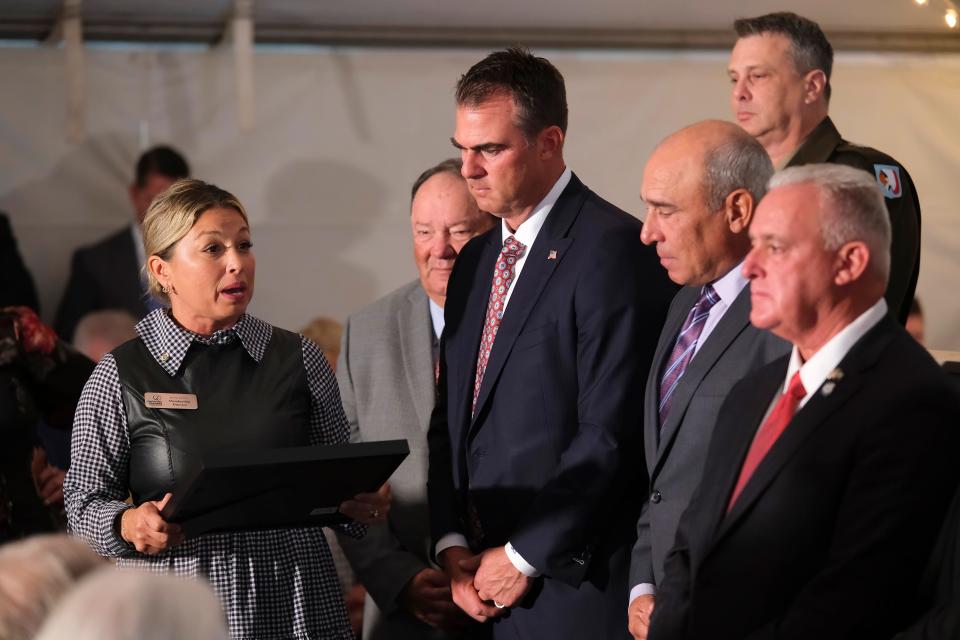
[698,361,784,552]
[651,286,753,480]
[398,286,436,432]
[469,175,586,430]
[643,287,697,473]
[712,318,897,546]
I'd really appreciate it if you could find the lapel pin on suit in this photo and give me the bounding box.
[821,367,844,397]
[548,249,558,260]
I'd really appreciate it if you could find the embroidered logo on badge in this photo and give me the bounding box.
[873,164,902,199]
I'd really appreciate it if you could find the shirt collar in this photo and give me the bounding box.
[784,298,888,406]
[709,260,750,308]
[135,309,273,377]
[501,166,572,247]
[428,297,444,340]
[130,222,146,275]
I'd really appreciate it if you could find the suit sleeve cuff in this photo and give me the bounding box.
[629,583,656,604]
[505,541,541,577]
[435,532,470,558]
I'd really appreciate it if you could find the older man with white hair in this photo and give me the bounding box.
[648,164,960,640]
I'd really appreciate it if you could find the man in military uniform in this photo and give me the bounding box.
[728,11,920,323]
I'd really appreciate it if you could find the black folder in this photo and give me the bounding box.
[160,440,409,537]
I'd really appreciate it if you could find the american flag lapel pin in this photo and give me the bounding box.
[548,249,558,260]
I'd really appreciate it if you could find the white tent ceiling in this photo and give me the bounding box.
[3,0,960,50]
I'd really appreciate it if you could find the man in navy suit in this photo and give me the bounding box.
[648,164,960,639]
[54,146,189,341]
[427,47,675,638]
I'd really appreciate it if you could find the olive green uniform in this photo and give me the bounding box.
[787,117,921,324]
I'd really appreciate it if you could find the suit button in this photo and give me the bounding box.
[650,490,662,504]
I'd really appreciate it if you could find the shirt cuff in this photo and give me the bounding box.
[435,532,470,559]
[629,583,656,604]
[505,541,541,577]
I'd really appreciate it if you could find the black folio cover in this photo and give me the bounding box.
[160,440,409,536]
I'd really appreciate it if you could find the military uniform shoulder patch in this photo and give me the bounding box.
[873,164,903,199]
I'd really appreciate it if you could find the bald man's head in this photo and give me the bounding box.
[640,120,774,285]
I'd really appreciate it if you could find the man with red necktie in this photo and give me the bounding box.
[648,163,960,640]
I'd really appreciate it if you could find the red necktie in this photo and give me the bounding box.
[727,371,806,512]
[472,235,526,414]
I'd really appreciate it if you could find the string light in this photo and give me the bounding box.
[947,7,959,28]
[910,0,960,30]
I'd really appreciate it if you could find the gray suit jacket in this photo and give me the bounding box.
[629,283,789,589]
[336,281,450,640]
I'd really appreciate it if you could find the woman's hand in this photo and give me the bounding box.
[339,482,392,525]
[119,493,183,555]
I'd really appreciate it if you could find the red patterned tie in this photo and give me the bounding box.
[472,235,527,414]
[727,371,806,512]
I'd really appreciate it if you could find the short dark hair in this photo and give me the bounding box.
[134,145,190,187]
[411,158,463,203]
[455,47,568,139]
[734,12,834,102]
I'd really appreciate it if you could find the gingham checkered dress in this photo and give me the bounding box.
[65,310,361,639]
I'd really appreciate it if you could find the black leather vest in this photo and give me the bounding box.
[112,327,310,504]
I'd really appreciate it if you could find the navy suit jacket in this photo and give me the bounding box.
[428,173,675,636]
[650,315,960,640]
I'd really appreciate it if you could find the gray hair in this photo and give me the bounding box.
[411,158,463,203]
[34,568,229,640]
[73,309,138,362]
[703,134,774,211]
[0,535,104,640]
[769,163,891,280]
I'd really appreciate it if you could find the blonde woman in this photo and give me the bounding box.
[65,178,386,639]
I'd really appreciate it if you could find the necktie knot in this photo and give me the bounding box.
[695,284,720,315]
[786,371,806,401]
[501,235,526,261]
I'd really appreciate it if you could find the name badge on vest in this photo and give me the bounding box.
[144,392,198,410]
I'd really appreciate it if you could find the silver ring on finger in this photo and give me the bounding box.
[494,600,506,609]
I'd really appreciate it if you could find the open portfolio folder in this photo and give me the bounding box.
[160,440,409,537]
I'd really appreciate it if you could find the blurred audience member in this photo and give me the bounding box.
[0,307,94,542]
[906,297,925,346]
[54,145,190,342]
[73,310,138,363]
[0,213,39,312]
[0,533,104,640]
[301,315,344,371]
[34,567,229,640]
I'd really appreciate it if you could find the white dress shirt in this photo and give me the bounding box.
[435,168,572,576]
[693,261,750,358]
[429,298,444,340]
[782,298,887,409]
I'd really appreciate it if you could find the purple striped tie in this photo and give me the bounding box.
[658,285,720,430]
